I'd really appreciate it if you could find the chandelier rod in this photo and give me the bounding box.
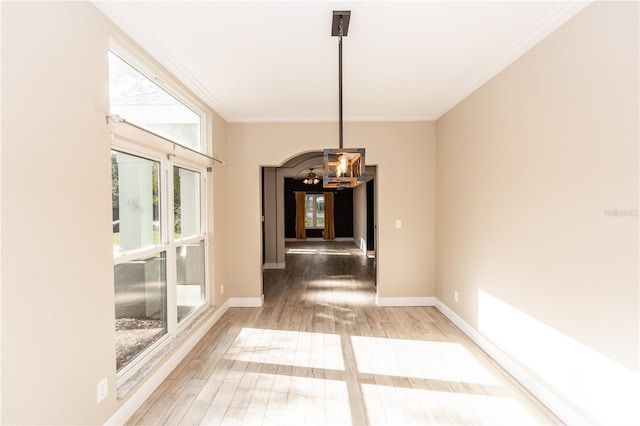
[339,16,343,150]
[332,10,350,150]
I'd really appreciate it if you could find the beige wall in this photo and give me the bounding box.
[211,110,230,307]
[436,2,638,423]
[5,1,636,424]
[0,2,229,424]
[227,121,436,299]
[1,3,114,424]
[353,182,367,253]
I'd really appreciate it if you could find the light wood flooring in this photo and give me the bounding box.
[127,241,561,425]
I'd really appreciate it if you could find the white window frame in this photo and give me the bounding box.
[171,161,208,325]
[305,193,325,229]
[109,38,213,385]
[111,139,210,385]
[109,37,210,155]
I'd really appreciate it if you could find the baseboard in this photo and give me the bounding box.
[285,237,355,242]
[375,296,437,307]
[229,295,264,307]
[433,299,587,425]
[105,300,230,425]
[262,262,285,270]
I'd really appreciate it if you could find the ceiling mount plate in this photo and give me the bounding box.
[331,10,351,36]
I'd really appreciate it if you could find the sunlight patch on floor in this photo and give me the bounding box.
[226,328,345,371]
[361,383,545,425]
[287,248,351,256]
[351,335,501,386]
[304,288,373,306]
[230,372,352,426]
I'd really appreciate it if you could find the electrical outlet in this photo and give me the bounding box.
[97,378,108,403]
[220,284,224,295]
[395,219,402,229]
[454,291,459,303]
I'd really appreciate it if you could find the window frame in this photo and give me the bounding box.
[108,37,213,384]
[109,39,209,155]
[171,162,208,325]
[111,131,210,385]
[305,193,325,230]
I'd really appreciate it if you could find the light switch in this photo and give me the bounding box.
[395,219,402,229]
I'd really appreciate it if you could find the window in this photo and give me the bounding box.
[112,149,208,375]
[173,166,206,323]
[305,194,325,229]
[112,150,168,372]
[110,46,210,379]
[109,51,203,152]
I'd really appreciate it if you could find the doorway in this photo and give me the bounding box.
[260,153,377,296]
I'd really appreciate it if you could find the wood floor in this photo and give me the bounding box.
[127,241,561,425]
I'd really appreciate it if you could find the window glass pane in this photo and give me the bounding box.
[176,241,206,323]
[316,196,325,228]
[305,195,314,228]
[109,51,202,152]
[304,194,325,228]
[174,167,201,240]
[115,252,167,371]
[112,150,160,256]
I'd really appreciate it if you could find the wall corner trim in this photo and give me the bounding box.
[433,299,588,425]
[229,295,264,308]
[105,300,231,425]
[375,296,437,307]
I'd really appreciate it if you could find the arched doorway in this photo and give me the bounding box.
[260,151,377,296]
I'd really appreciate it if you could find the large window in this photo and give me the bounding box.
[110,48,209,377]
[109,51,203,152]
[305,194,325,229]
[112,149,208,374]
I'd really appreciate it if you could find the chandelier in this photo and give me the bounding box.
[303,169,320,185]
[323,11,366,189]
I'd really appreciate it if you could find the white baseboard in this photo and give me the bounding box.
[285,237,355,242]
[375,296,437,307]
[229,295,264,307]
[106,300,230,425]
[433,299,587,425]
[262,262,285,270]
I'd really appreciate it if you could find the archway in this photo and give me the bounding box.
[260,151,377,295]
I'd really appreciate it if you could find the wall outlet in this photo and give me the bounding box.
[454,291,459,303]
[220,284,224,295]
[97,377,108,403]
[395,219,402,229]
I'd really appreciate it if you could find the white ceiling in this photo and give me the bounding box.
[95,1,588,123]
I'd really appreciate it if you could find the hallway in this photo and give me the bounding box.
[127,241,560,425]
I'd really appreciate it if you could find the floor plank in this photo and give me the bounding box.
[127,241,562,425]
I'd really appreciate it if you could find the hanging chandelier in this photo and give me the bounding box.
[323,10,366,189]
[303,169,320,185]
